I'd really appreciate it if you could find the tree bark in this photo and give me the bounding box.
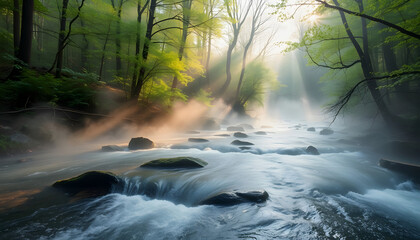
[171,0,193,91]
[17,0,34,65]
[111,0,123,78]
[99,24,111,81]
[333,0,394,125]
[130,0,157,100]
[13,0,20,56]
[56,0,70,78]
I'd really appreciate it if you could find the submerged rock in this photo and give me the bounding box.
[227,126,245,132]
[231,140,254,146]
[307,127,316,132]
[215,134,230,137]
[200,190,269,206]
[320,128,334,135]
[239,147,251,150]
[128,137,154,150]
[140,157,208,169]
[306,146,320,155]
[255,131,267,135]
[233,132,248,138]
[188,138,209,143]
[52,171,119,197]
[101,145,123,152]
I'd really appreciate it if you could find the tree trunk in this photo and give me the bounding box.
[205,28,212,87]
[171,0,192,91]
[130,0,157,100]
[219,29,238,95]
[13,0,20,56]
[333,0,394,125]
[99,24,111,81]
[80,17,89,71]
[111,0,123,78]
[56,0,69,78]
[17,0,34,65]
[132,1,142,90]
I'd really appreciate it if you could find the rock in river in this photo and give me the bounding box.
[233,132,248,138]
[320,128,334,135]
[306,145,320,155]
[227,126,245,132]
[188,138,209,143]
[307,127,316,132]
[255,131,267,135]
[140,157,208,169]
[200,190,269,206]
[128,137,154,150]
[52,171,119,197]
[231,140,254,146]
[102,145,123,152]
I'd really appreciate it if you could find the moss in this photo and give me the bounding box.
[140,157,208,169]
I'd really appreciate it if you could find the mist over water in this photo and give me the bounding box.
[1,113,419,239]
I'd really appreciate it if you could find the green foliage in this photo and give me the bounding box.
[240,61,278,106]
[0,69,98,110]
[194,89,214,107]
[142,79,187,107]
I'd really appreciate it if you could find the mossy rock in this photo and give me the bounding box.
[306,145,320,155]
[200,190,269,206]
[140,157,208,169]
[52,171,119,197]
[128,137,154,150]
[188,138,209,143]
[231,140,254,146]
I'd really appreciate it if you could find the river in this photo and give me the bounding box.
[0,122,419,239]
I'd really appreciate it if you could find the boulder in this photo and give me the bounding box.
[52,171,119,197]
[238,123,254,130]
[200,190,269,206]
[306,146,320,155]
[188,138,209,143]
[140,157,208,169]
[320,128,334,135]
[307,127,316,132]
[231,140,254,146]
[128,137,154,150]
[227,126,245,132]
[255,131,267,135]
[379,158,420,182]
[201,119,220,130]
[101,145,123,152]
[233,132,248,138]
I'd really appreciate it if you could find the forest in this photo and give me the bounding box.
[0,0,419,239]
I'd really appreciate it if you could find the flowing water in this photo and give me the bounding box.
[0,122,419,239]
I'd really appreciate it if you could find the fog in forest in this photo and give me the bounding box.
[0,0,419,239]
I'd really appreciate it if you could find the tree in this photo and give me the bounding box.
[17,0,34,65]
[217,0,252,96]
[235,0,267,103]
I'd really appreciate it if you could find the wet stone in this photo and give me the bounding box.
[188,138,209,143]
[231,140,254,146]
[233,132,248,138]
